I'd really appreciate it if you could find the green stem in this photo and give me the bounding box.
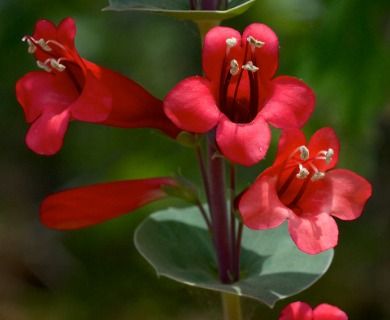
[221,292,243,320]
[194,19,221,42]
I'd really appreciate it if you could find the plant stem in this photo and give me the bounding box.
[206,130,232,283]
[221,292,243,320]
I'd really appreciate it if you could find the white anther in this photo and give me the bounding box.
[299,146,310,161]
[325,148,334,164]
[50,59,66,72]
[36,38,52,52]
[230,59,239,75]
[296,165,310,179]
[36,60,52,72]
[242,61,259,72]
[226,37,237,48]
[247,36,265,48]
[23,37,37,54]
[311,172,325,181]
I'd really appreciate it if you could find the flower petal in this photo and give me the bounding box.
[31,19,58,63]
[278,301,313,320]
[57,17,77,55]
[262,76,315,129]
[325,169,372,221]
[216,115,271,166]
[70,69,112,122]
[274,128,306,168]
[40,177,177,230]
[239,172,290,229]
[288,212,338,254]
[26,109,70,155]
[163,76,220,133]
[16,71,78,123]
[313,303,348,320]
[242,23,279,80]
[202,26,241,84]
[308,127,340,171]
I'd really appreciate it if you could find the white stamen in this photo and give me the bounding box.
[36,38,52,52]
[242,61,259,72]
[247,36,265,48]
[50,59,66,72]
[311,172,325,181]
[230,59,239,75]
[36,60,52,72]
[325,148,334,164]
[226,37,237,48]
[22,37,37,54]
[296,165,310,179]
[299,146,310,161]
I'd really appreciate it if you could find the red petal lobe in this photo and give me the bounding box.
[278,301,313,320]
[313,303,348,320]
[164,76,220,133]
[239,172,290,229]
[288,212,338,254]
[262,76,315,129]
[216,115,271,166]
[26,109,70,155]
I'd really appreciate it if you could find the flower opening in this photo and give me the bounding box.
[218,36,264,123]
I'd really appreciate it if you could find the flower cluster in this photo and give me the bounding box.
[16,16,372,318]
[16,17,371,256]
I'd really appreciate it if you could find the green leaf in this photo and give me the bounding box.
[134,206,334,307]
[103,0,256,21]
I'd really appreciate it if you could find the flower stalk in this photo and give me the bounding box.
[221,292,243,320]
[206,130,232,284]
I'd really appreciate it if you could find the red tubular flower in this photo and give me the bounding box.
[238,128,372,254]
[279,301,348,320]
[16,17,179,155]
[164,23,315,166]
[40,177,177,230]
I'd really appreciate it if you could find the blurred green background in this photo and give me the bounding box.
[0,0,390,318]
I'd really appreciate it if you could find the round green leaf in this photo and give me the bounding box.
[134,206,333,307]
[103,0,256,21]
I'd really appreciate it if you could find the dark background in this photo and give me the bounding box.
[0,0,389,318]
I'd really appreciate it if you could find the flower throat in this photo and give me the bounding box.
[218,36,265,124]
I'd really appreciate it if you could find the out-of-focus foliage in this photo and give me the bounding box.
[0,0,389,319]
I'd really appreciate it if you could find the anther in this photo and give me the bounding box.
[23,37,37,54]
[311,172,325,181]
[226,37,237,48]
[242,61,259,72]
[50,59,66,72]
[325,148,334,164]
[36,38,52,52]
[247,36,265,48]
[230,59,239,75]
[36,60,52,72]
[296,165,310,179]
[299,146,309,161]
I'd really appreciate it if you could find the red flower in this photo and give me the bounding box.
[40,177,177,230]
[238,128,372,254]
[163,23,315,166]
[279,301,348,320]
[16,18,179,155]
